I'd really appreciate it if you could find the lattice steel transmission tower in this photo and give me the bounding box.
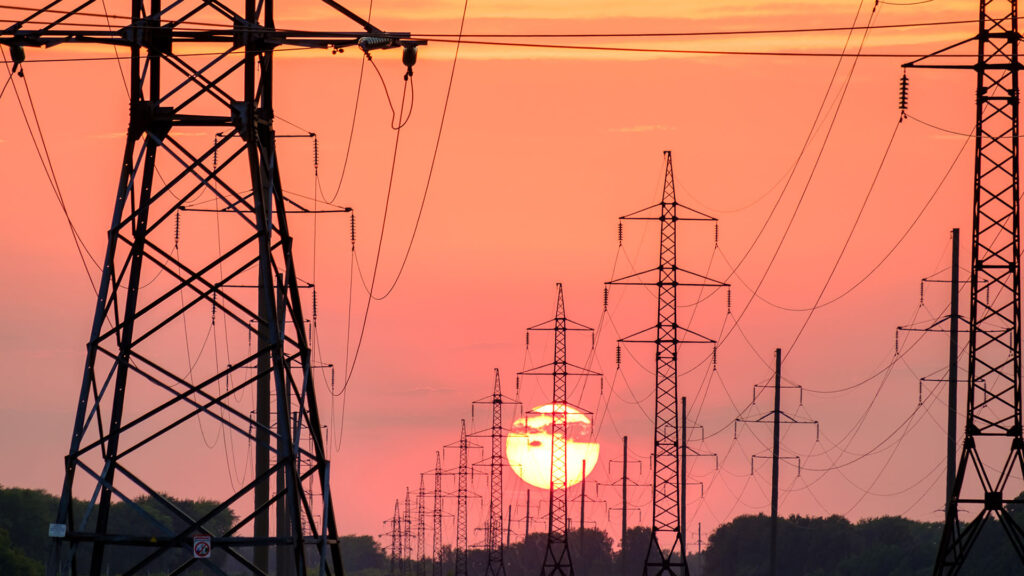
[432,451,445,576]
[417,474,428,576]
[2,2,416,576]
[390,499,403,576]
[453,419,471,576]
[404,487,414,575]
[905,1,1024,572]
[520,283,600,576]
[609,152,726,576]
[473,369,520,576]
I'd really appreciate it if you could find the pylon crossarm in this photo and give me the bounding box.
[620,202,716,222]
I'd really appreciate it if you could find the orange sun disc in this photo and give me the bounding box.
[506,403,600,490]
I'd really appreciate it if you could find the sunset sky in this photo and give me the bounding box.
[0,0,992,550]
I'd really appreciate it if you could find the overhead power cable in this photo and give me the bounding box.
[409,37,972,59]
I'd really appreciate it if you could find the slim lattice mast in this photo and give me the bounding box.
[457,419,470,576]
[521,284,600,576]
[5,2,414,576]
[418,474,427,576]
[473,369,519,576]
[404,487,414,575]
[433,451,444,576]
[906,1,1024,572]
[391,499,402,576]
[609,152,726,575]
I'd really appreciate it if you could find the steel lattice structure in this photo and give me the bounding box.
[417,474,427,576]
[390,499,402,576]
[404,487,414,575]
[456,419,470,576]
[473,368,519,576]
[0,2,413,576]
[520,283,599,576]
[906,1,1024,572]
[432,451,444,576]
[609,152,725,576]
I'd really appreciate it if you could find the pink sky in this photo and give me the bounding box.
[0,0,994,549]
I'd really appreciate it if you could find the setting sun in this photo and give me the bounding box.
[506,403,600,490]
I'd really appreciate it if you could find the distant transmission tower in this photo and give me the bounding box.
[609,151,726,575]
[432,451,445,576]
[449,419,472,576]
[520,283,600,576]
[6,2,416,576]
[418,474,428,576]
[735,350,817,576]
[905,1,1024,572]
[404,487,414,575]
[473,369,520,576]
[391,499,403,576]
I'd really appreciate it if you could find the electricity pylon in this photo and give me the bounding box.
[0,2,415,575]
[418,474,428,576]
[432,451,445,576]
[905,1,1024,572]
[735,349,818,576]
[520,283,600,576]
[472,369,521,576]
[390,499,403,576]
[608,151,726,575]
[404,487,414,575]
[444,419,480,576]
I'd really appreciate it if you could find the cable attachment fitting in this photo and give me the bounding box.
[898,72,909,119]
[9,43,25,77]
[400,40,426,80]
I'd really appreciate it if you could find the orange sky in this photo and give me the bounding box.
[0,0,994,550]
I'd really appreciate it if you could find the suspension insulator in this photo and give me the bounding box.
[350,213,357,248]
[211,295,216,325]
[920,282,924,306]
[526,332,530,349]
[616,344,621,367]
[313,287,318,321]
[714,222,719,247]
[174,210,180,250]
[726,287,732,314]
[899,73,909,114]
[603,287,609,311]
[712,346,717,370]
[313,135,319,176]
[895,330,899,355]
[618,222,623,246]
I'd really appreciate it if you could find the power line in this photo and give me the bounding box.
[409,36,972,59]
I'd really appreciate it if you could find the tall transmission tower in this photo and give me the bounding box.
[3,3,415,576]
[906,1,1024,571]
[418,474,428,576]
[608,151,726,575]
[520,283,600,576]
[390,499,403,576]
[896,229,967,522]
[432,451,445,576]
[404,487,414,575]
[447,419,472,576]
[473,369,521,576]
[735,349,818,576]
